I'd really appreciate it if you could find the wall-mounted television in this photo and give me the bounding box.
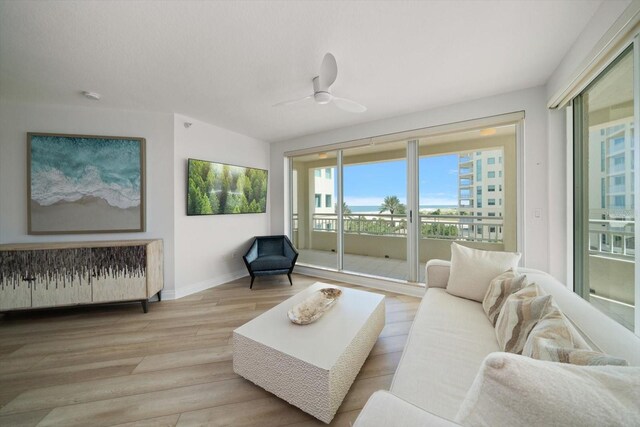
[187,158,268,215]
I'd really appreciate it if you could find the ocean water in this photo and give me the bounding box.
[349,205,457,213]
[30,136,141,209]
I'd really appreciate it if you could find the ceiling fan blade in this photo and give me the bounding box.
[332,96,367,113]
[272,94,313,107]
[319,52,338,89]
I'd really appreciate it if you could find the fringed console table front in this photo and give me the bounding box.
[0,239,163,313]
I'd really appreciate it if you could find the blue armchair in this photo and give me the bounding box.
[243,235,299,289]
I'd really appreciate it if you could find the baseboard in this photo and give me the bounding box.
[163,269,249,300]
[295,265,426,298]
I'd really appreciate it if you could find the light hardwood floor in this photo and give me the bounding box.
[0,274,420,427]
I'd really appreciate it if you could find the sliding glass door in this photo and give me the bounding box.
[291,151,338,270]
[288,116,521,285]
[574,46,637,332]
[342,141,408,280]
[416,126,517,282]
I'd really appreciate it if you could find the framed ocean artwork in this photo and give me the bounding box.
[27,133,146,234]
[187,158,267,215]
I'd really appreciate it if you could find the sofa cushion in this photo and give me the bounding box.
[446,243,521,302]
[390,288,500,421]
[482,269,528,326]
[250,255,291,271]
[495,284,552,354]
[454,352,640,427]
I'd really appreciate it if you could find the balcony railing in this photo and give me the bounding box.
[293,214,637,260]
[589,219,635,259]
[294,213,504,243]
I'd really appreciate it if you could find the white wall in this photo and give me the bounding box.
[172,114,270,299]
[271,86,551,272]
[545,0,633,283]
[546,0,632,102]
[0,101,176,291]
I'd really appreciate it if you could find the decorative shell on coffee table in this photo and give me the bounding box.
[288,288,343,325]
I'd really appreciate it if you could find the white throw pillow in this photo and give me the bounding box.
[455,352,640,427]
[446,242,521,302]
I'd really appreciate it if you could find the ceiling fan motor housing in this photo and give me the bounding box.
[314,91,332,104]
[312,76,332,104]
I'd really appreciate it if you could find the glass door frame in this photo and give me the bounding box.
[286,112,525,285]
[572,37,640,335]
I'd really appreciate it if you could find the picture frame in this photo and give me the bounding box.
[27,132,146,234]
[187,158,268,216]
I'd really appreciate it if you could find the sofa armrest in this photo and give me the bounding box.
[425,259,450,289]
[353,391,459,427]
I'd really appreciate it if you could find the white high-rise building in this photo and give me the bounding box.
[313,167,336,214]
[588,119,635,221]
[458,149,504,240]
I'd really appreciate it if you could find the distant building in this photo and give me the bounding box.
[587,118,635,256]
[313,167,336,214]
[588,118,635,220]
[458,149,504,241]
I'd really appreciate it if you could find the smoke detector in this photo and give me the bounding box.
[82,91,101,101]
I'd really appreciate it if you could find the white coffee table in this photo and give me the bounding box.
[233,282,385,423]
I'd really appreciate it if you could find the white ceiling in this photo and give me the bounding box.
[0,0,604,142]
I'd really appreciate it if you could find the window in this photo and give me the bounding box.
[488,199,496,206]
[476,186,482,196]
[487,157,495,165]
[601,178,606,209]
[499,185,502,191]
[476,159,482,181]
[601,141,606,171]
[477,199,482,208]
[499,171,502,178]
[613,195,625,207]
[488,212,496,217]
[314,169,321,178]
[613,137,625,150]
[488,171,495,178]
[315,194,321,208]
[488,185,495,192]
[325,168,332,179]
[325,194,332,207]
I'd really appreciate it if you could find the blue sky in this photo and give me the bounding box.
[342,154,459,206]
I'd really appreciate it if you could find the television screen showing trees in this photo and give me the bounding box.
[187,159,267,215]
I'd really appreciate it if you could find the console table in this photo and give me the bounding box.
[0,239,163,313]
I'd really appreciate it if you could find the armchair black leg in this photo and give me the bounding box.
[250,276,255,290]
[141,300,148,313]
[287,273,292,286]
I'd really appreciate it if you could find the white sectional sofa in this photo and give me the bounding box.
[354,260,640,426]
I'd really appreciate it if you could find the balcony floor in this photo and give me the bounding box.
[298,249,427,283]
[590,295,634,332]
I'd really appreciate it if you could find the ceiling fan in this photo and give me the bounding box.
[274,53,367,113]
